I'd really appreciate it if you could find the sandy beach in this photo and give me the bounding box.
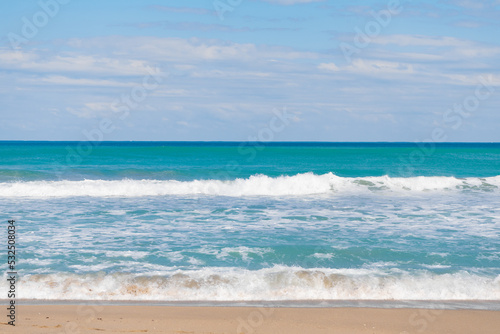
[1,305,500,334]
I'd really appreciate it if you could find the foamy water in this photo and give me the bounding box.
[1,173,499,197]
[4,267,500,301]
[2,142,500,306]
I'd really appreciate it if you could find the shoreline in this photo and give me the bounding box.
[1,305,500,333]
[4,299,500,310]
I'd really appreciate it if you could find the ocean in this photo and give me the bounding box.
[1,142,499,308]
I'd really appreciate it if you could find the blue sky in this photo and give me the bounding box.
[0,0,499,141]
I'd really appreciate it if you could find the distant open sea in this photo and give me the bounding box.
[1,142,499,308]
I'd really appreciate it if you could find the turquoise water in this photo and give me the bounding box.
[1,142,500,304]
[1,142,500,181]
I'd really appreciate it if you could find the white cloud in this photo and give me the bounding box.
[319,59,416,77]
[0,48,155,76]
[0,50,38,63]
[447,0,486,9]
[444,73,500,86]
[347,59,416,76]
[371,35,500,57]
[66,36,318,62]
[25,76,133,87]
[320,56,498,87]
[318,63,339,72]
[67,100,158,119]
[66,103,114,119]
[190,70,272,78]
[151,89,190,97]
[372,35,467,47]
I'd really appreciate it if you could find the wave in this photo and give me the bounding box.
[5,266,500,301]
[0,173,499,197]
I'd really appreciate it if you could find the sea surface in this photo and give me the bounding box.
[1,142,500,307]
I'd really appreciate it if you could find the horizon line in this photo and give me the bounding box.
[0,140,499,144]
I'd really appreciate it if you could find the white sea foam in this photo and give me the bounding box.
[0,173,499,198]
[5,266,500,301]
[102,251,149,260]
[312,253,334,259]
[215,247,274,261]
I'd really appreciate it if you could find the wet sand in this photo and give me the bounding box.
[2,304,500,333]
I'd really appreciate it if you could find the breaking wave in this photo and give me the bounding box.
[0,173,499,197]
[6,266,500,301]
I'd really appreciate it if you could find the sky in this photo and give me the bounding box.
[0,0,499,141]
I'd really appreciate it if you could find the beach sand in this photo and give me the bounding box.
[1,305,500,334]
